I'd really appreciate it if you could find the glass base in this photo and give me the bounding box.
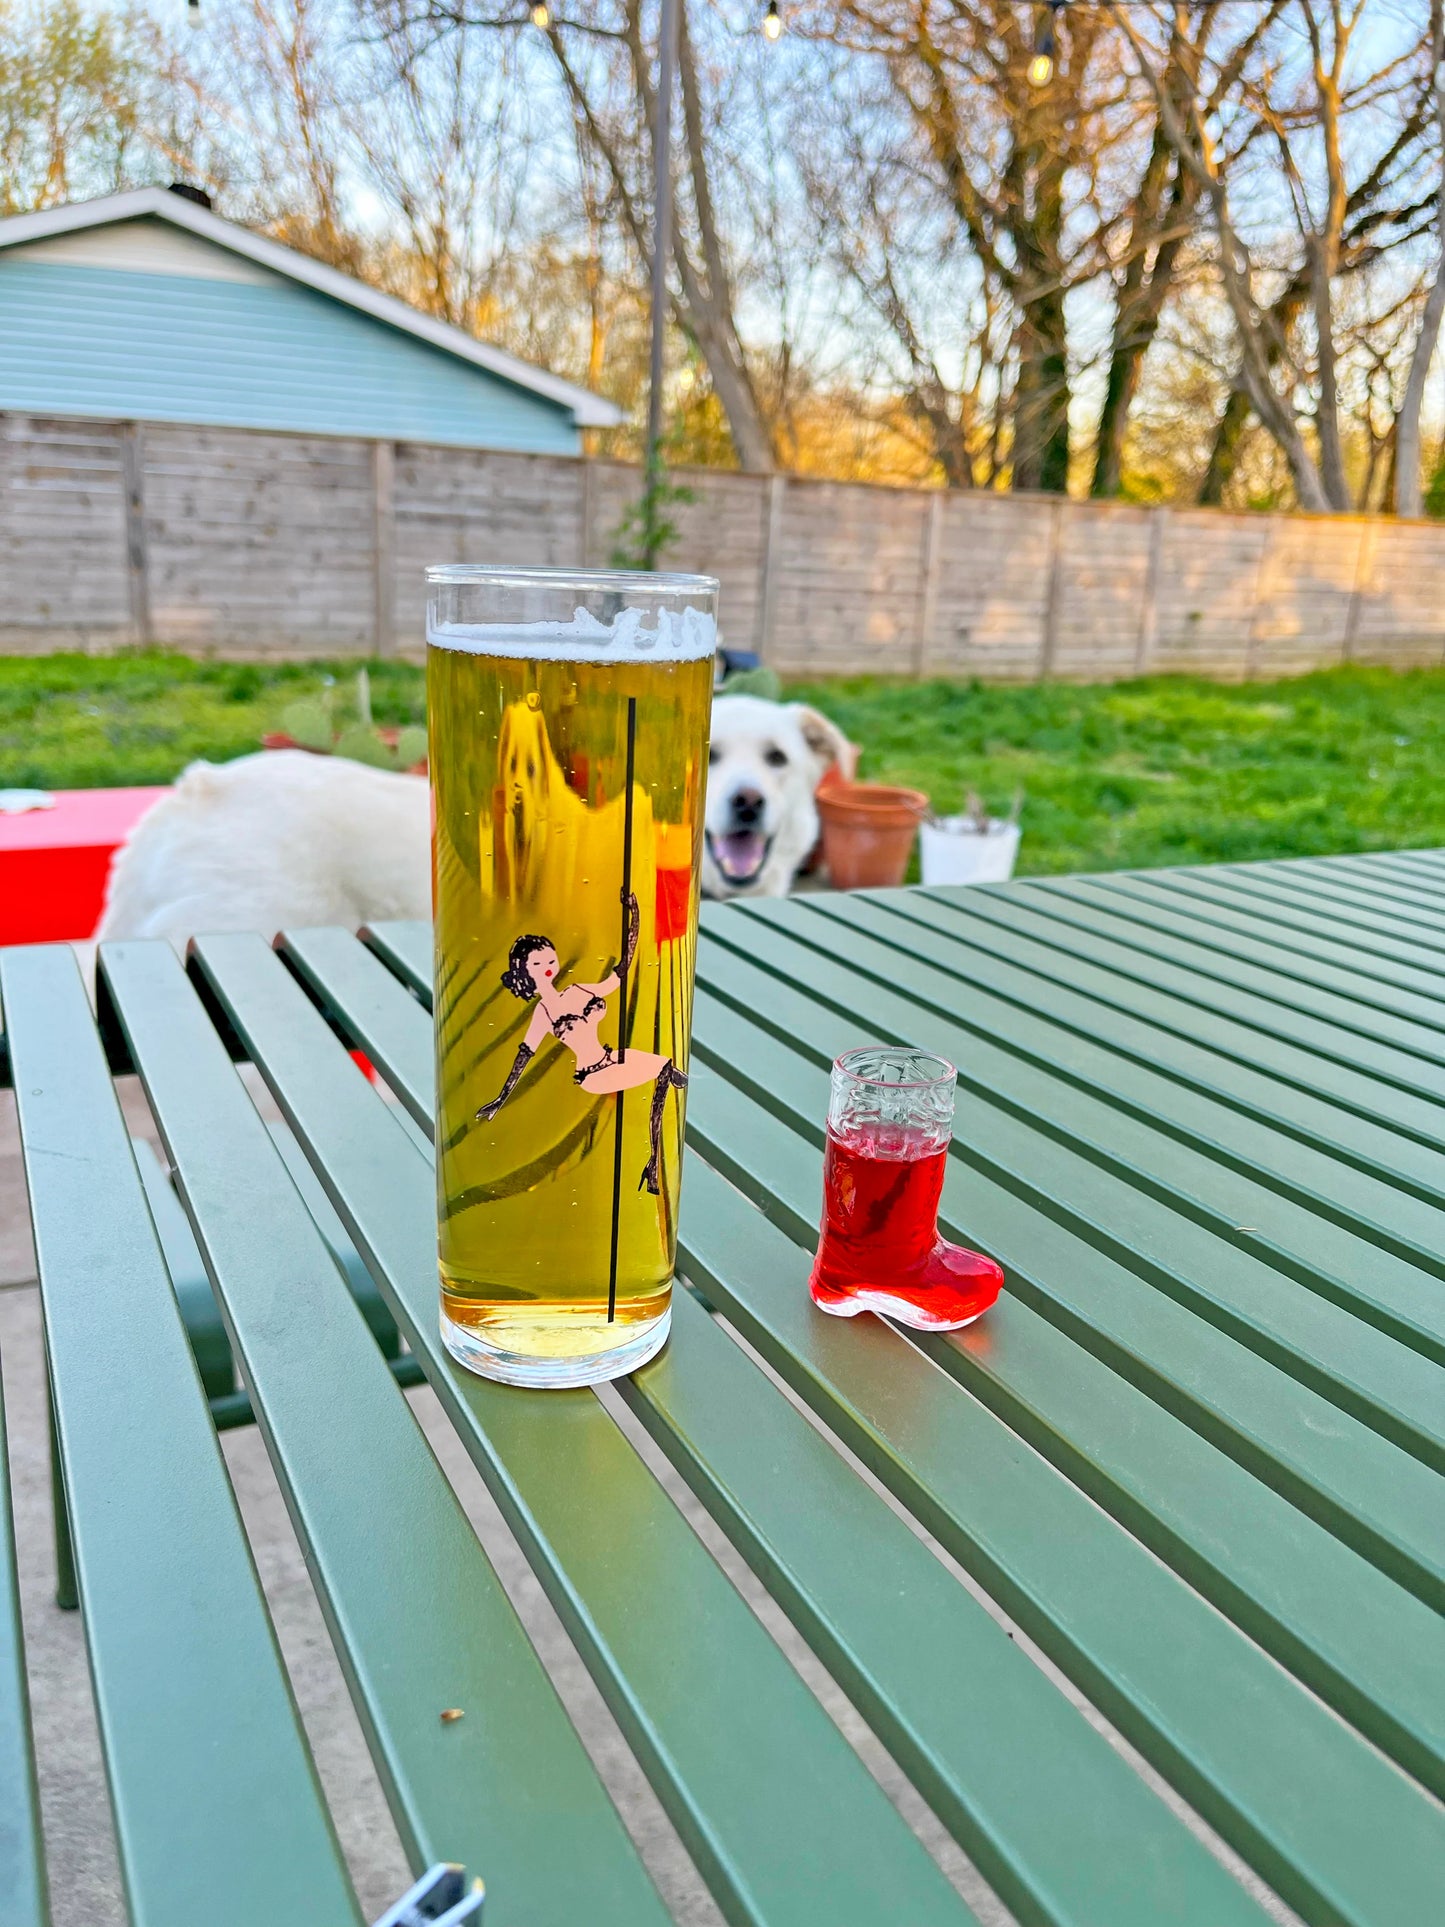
[440,1301,671,1387]
[809,1277,993,1332]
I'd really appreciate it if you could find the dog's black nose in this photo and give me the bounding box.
[729,786,765,829]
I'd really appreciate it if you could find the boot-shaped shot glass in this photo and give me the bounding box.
[809,1046,1003,1331]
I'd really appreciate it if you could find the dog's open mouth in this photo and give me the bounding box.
[707,830,772,888]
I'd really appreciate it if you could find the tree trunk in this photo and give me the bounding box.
[1397,2,1445,519]
[1198,270,1312,504]
[1197,388,1253,505]
[1311,243,1353,511]
[672,0,773,471]
[1091,85,1200,498]
[1012,139,1069,495]
[685,302,773,471]
[1092,336,1143,500]
[1012,285,1070,492]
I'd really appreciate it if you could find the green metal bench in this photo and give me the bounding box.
[2,848,1443,1924]
[0,1351,45,1925]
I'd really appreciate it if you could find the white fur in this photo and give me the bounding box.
[701,695,852,901]
[97,750,430,946]
[97,698,851,947]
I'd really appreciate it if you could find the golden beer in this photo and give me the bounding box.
[427,567,717,1386]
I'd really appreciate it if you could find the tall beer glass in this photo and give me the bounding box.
[427,565,718,1386]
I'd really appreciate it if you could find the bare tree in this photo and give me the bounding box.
[347,14,536,326]
[1088,3,1283,497]
[1115,0,1435,514]
[368,0,774,468]
[0,0,213,212]
[1397,0,1445,518]
[806,0,1117,491]
[205,0,369,274]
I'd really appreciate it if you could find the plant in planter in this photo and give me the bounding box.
[919,789,1024,886]
[264,670,427,773]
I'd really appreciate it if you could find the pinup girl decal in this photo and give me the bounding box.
[477,890,688,1196]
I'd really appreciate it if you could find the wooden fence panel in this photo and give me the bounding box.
[1247,519,1361,677]
[3,412,1445,676]
[144,426,375,654]
[1352,522,1445,666]
[1050,502,1154,682]
[0,414,131,649]
[393,445,585,655]
[768,480,930,675]
[928,495,1054,681]
[1152,512,1269,678]
[575,462,771,654]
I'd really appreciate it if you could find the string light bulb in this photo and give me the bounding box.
[530,0,549,25]
[762,0,782,41]
[1028,3,1059,87]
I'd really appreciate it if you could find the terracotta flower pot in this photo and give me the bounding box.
[817,782,929,890]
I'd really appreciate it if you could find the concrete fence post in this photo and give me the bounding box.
[1135,506,1167,676]
[915,491,945,678]
[1343,520,1377,661]
[120,422,151,647]
[1038,498,1066,677]
[1244,516,1279,680]
[758,472,787,660]
[372,440,396,658]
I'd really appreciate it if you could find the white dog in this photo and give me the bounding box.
[98,749,430,945]
[701,694,853,900]
[98,695,852,944]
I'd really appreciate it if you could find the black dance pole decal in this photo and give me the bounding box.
[606,695,637,1323]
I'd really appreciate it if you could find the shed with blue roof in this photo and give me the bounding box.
[0,186,618,452]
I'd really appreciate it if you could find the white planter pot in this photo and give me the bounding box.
[919,818,1021,887]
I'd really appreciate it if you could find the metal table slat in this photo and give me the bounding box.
[363,922,433,1001]
[283,928,436,1120]
[306,910,1445,1919]
[673,1154,1445,1927]
[97,940,668,1927]
[186,934,979,1927]
[725,899,1445,1277]
[804,890,1445,1197]
[724,901,1445,1418]
[352,923,1445,1594]
[1289,855,1445,917]
[1064,875,1445,1020]
[1177,867,1445,961]
[282,931,433,1129]
[693,924,1445,1441]
[1359,849,1445,884]
[275,930,1273,1927]
[630,1293,1270,1927]
[1095,868,1445,1003]
[697,913,1445,1372]
[682,1057,1445,1802]
[1251,859,1445,933]
[0,1366,47,1927]
[900,886,1445,1103]
[0,946,361,1927]
[950,883,1445,1071]
[688,942,1445,1615]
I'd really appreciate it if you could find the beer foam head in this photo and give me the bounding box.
[428,602,717,663]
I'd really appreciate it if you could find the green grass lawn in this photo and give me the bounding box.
[2,650,1442,876]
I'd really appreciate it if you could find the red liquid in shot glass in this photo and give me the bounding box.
[809,1119,1003,1330]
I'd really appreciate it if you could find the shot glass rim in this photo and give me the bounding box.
[425,562,720,596]
[832,1045,958,1091]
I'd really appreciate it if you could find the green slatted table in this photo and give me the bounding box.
[3,847,1444,1926]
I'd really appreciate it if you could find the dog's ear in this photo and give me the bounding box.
[790,705,855,780]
